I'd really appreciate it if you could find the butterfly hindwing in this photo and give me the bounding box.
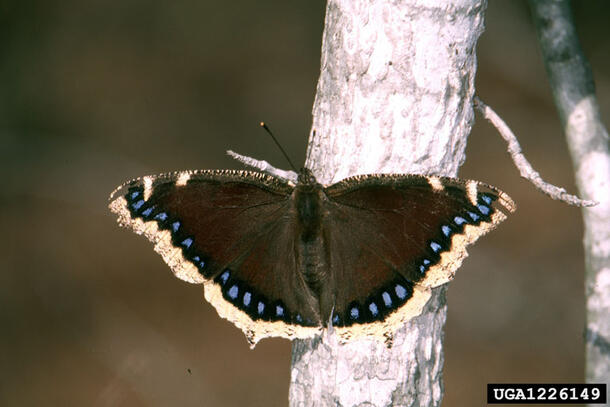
[109,170,322,346]
[321,174,515,341]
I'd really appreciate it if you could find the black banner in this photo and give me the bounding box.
[487,383,607,404]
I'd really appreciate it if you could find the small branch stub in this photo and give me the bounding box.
[474,96,596,207]
[226,150,298,183]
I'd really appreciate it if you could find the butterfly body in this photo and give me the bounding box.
[109,168,515,346]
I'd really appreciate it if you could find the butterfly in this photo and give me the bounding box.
[109,167,515,346]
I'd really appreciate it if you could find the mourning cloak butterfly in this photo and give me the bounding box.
[109,168,515,346]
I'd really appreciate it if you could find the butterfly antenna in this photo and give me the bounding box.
[260,122,298,173]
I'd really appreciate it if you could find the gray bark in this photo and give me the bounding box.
[529,0,610,402]
[290,1,487,406]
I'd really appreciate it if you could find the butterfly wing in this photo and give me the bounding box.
[320,174,516,342]
[109,170,322,346]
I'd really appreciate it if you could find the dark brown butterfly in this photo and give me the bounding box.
[109,167,515,346]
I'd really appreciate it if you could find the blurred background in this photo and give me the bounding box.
[1,1,608,406]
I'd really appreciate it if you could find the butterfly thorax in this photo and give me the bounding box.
[294,172,323,242]
[293,184,324,242]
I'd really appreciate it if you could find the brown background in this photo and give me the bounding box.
[1,1,609,406]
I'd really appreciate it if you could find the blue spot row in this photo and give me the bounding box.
[417,192,498,281]
[124,188,214,277]
[213,268,305,325]
[448,194,496,232]
[474,192,496,221]
[335,279,414,327]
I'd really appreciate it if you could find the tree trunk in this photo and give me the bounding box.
[529,1,610,403]
[290,0,487,405]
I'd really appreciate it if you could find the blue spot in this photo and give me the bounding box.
[141,206,154,217]
[129,191,140,200]
[172,221,181,232]
[332,314,340,324]
[296,314,303,322]
[243,292,251,307]
[350,307,360,320]
[219,270,230,285]
[481,195,493,205]
[181,237,193,249]
[131,199,145,210]
[154,212,168,221]
[467,211,480,222]
[442,225,452,237]
[368,302,379,317]
[423,259,431,265]
[257,301,265,315]
[477,204,490,215]
[454,216,467,225]
[419,265,426,273]
[430,241,442,253]
[192,256,205,269]
[228,285,238,299]
[276,305,284,317]
[382,292,392,307]
[395,284,407,299]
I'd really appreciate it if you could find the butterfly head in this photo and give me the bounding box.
[297,168,319,186]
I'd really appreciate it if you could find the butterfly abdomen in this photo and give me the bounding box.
[293,185,329,299]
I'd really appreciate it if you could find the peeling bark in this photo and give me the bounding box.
[290,1,488,405]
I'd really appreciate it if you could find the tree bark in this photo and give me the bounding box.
[290,1,487,405]
[529,0,610,403]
